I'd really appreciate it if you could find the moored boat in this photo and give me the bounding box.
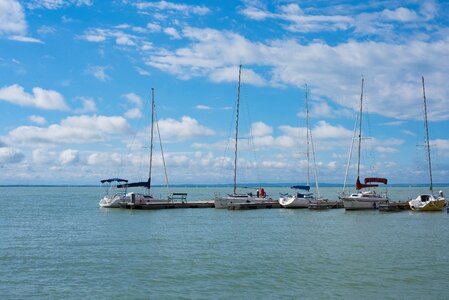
[408,77,446,211]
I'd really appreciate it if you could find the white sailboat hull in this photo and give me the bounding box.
[341,192,388,210]
[408,194,446,211]
[279,195,310,208]
[99,194,127,208]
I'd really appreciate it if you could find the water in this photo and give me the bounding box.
[1,186,448,299]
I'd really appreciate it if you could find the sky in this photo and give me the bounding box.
[1,0,449,186]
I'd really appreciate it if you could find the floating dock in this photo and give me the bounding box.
[227,201,282,210]
[120,201,215,210]
[378,201,411,212]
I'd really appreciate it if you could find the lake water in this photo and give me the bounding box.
[1,186,448,299]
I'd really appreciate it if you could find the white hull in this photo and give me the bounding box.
[279,196,310,208]
[279,196,329,208]
[409,194,446,211]
[214,195,273,209]
[342,192,388,210]
[100,193,169,208]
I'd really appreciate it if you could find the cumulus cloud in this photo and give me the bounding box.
[124,108,142,119]
[123,93,144,107]
[0,147,25,164]
[0,84,69,110]
[59,149,79,165]
[6,115,131,145]
[250,122,273,137]
[0,0,27,36]
[195,105,211,110]
[164,27,181,39]
[158,116,215,141]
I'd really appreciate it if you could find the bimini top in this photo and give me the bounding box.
[291,185,311,191]
[100,178,129,183]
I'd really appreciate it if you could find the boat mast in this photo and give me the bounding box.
[148,88,155,192]
[233,65,242,195]
[357,77,364,180]
[305,84,310,188]
[422,76,433,193]
[306,84,321,197]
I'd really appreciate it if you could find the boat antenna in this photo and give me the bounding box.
[422,76,433,193]
[233,64,242,195]
[148,88,155,192]
[357,77,364,181]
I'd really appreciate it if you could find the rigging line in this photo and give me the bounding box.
[357,77,364,179]
[244,86,261,185]
[233,64,242,195]
[148,88,155,193]
[422,76,433,193]
[342,96,360,194]
[154,104,170,196]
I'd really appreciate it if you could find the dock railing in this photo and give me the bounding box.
[169,193,188,203]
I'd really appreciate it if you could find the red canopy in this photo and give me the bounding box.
[364,177,388,185]
[356,176,378,190]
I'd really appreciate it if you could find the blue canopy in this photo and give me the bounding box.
[291,185,310,191]
[101,178,128,183]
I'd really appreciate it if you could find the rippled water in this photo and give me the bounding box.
[1,186,448,299]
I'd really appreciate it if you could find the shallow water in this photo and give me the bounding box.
[0,186,448,299]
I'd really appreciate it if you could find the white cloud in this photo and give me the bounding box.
[0,84,69,110]
[250,122,273,137]
[312,121,353,139]
[195,105,211,110]
[6,115,131,145]
[75,97,97,113]
[0,147,25,164]
[134,1,210,15]
[28,115,47,125]
[59,149,79,165]
[0,0,26,36]
[27,0,93,10]
[158,116,215,141]
[86,66,110,81]
[123,93,143,107]
[124,108,142,119]
[375,146,398,153]
[135,66,150,76]
[164,27,181,39]
[8,35,43,43]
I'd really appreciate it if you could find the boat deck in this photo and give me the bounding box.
[120,201,215,210]
[227,201,282,210]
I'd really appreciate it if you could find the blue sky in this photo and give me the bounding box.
[0,0,449,185]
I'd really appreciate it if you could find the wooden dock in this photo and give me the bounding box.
[308,200,344,210]
[227,201,282,210]
[379,201,411,212]
[120,201,215,210]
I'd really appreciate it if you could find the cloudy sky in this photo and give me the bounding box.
[1,0,449,185]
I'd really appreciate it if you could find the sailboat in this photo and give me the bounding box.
[214,65,272,209]
[408,77,446,211]
[340,78,389,210]
[279,84,328,208]
[99,178,129,208]
[100,88,178,208]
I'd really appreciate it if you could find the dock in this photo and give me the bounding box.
[120,201,215,210]
[308,200,344,210]
[379,201,411,212]
[227,201,282,210]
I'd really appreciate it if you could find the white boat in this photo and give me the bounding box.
[408,77,446,211]
[214,65,272,208]
[99,178,129,208]
[340,78,388,210]
[101,88,186,208]
[279,84,327,208]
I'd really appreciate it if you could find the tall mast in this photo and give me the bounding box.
[306,84,321,197]
[357,77,364,179]
[233,65,242,195]
[422,76,433,193]
[305,84,310,187]
[148,88,155,192]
